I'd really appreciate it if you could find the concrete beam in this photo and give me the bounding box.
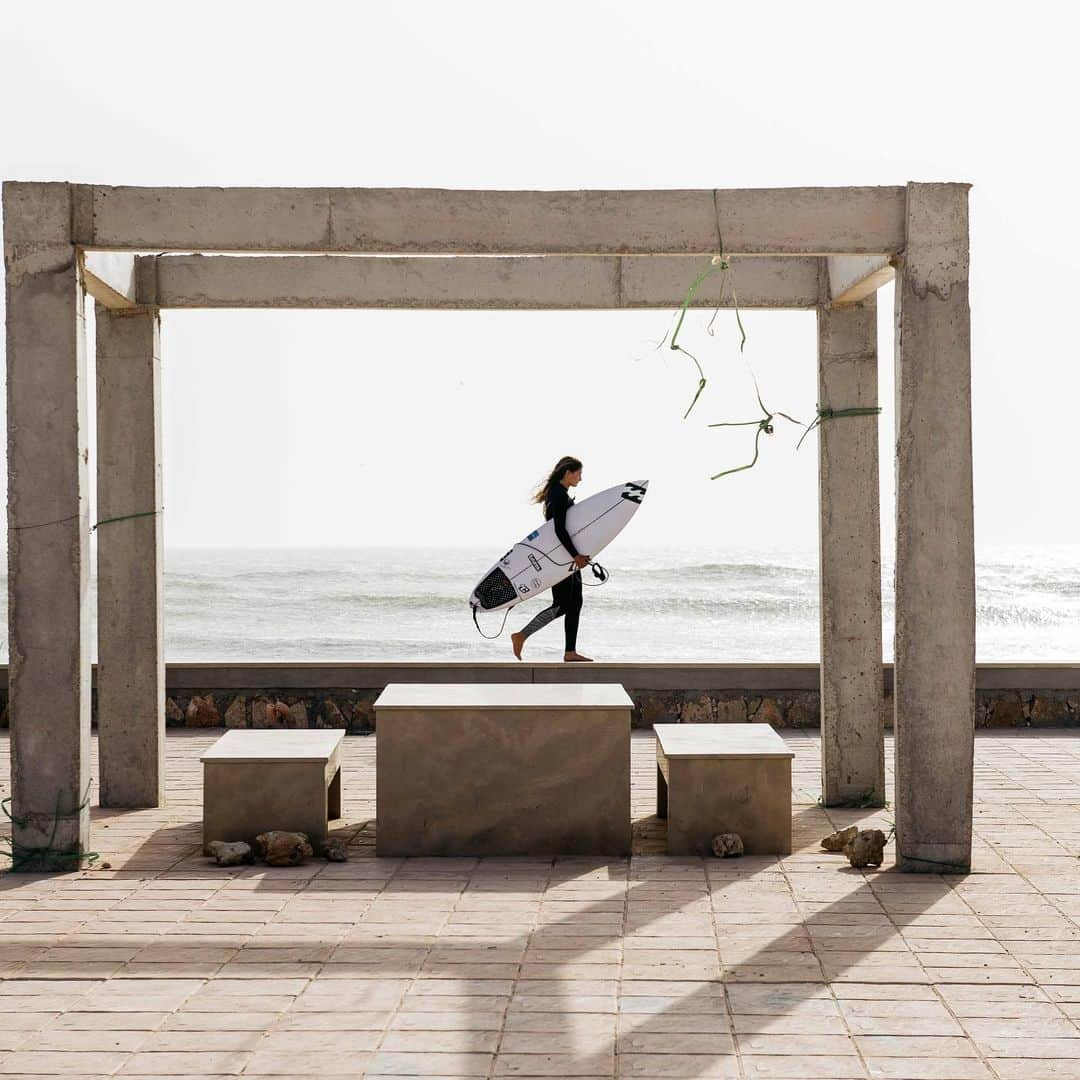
[95,304,165,808]
[80,252,137,309]
[827,255,894,306]
[816,291,885,807]
[2,181,92,868]
[141,254,821,310]
[71,185,907,255]
[893,183,975,874]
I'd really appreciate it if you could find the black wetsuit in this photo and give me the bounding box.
[517,483,584,652]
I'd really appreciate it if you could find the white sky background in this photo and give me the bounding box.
[0,2,1075,553]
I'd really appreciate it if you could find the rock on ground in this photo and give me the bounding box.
[821,825,859,852]
[843,828,886,868]
[319,837,349,862]
[206,840,253,867]
[750,697,783,726]
[256,831,314,866]
[185,694,220,727]
[224,696,247,728]
[711,832,744,857]
[319,699,346,728]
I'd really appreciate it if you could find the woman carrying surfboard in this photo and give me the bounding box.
[467,468,646,651]
[511,456,593,663]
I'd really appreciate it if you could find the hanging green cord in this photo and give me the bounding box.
[796,407,882,451]
[1,783,99,872]
[669,260,722,419]
[706,285,747,354]
[666,253,746,419]
[707,372,802,480]
[661,255,816,479]
[708,410,803,480]
[92,510,160,531]
[708,418,772,479]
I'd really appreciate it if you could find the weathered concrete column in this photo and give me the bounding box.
[95,304,165,807]
[817,292,885,806]
[894,182,975,873]
[2,182,91,867]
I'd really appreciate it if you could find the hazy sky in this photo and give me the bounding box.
[1,2,1074,553]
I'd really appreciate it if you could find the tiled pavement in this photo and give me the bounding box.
[1,729,1080,1076]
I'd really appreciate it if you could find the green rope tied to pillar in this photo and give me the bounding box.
[1,783,99,873]
[92,510,160,531]
[796,407,883,451]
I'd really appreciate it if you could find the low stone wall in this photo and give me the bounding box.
[0,664,1076,731]
[157,687,1080,732]
[166,690,376,731]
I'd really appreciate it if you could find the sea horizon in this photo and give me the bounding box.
[1,541,1075,665]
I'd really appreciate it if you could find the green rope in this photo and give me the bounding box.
[661,255,816,480]
[92,510,160,531]
[707,374,801,480]
[665,253,746,419]
[668,260,721,419]
[706,283,747,353]
[660,260,878,479]
[1,783,98,873]
[796,406,882,451]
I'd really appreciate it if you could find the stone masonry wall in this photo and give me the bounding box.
[1,686,1072,731]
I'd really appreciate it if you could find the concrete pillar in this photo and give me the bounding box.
[817,293,885,806]
[2,182,91,868]
[95,304,165,807]
[894,183,975,873]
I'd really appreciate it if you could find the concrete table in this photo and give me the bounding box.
[201,729,343,852]
[654,724,794,856]
[374,683,632,856]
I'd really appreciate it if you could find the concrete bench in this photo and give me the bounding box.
[654,723,794,855]
[374,683,632,856]
[201,729,343,853]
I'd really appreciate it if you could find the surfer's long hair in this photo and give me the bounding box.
[531,457,583,504]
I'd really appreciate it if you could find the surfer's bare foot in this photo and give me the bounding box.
[564,651,593,662]
[511,632,525,660]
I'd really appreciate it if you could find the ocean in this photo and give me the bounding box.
[6,544,1074,664]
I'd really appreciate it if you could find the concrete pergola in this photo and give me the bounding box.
[2,182,974,873]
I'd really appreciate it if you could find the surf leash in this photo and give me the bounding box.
[471,604,512,640]
[518,542,610,588]
[795,406,883,451]
[470,552,610,640]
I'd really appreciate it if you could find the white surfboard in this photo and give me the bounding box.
[469,480,648,615]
